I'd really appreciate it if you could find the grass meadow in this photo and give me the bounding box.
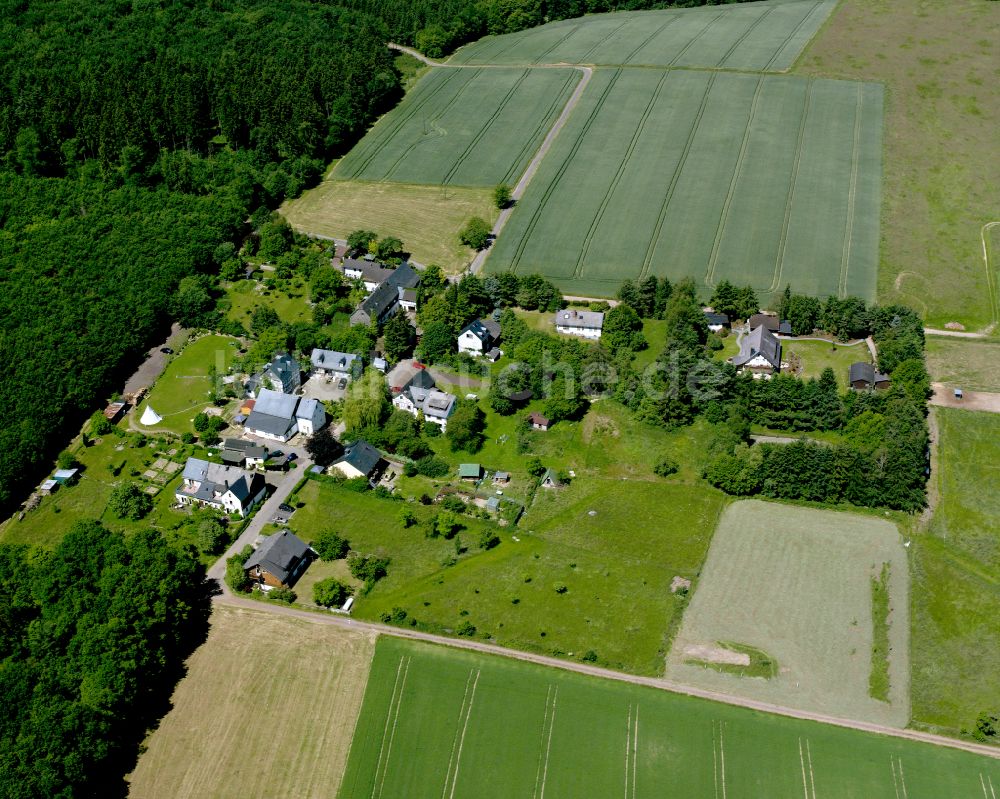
[782,338,869,389]
[282,180,496,273]
[224,279,312,327]
[139,334,240,435]
[796,0,1000,330]
[128,605,375,799]
[451,0,836,72]
[925,337,1000,393]
[339,636,1000,799]
[910,409,1000,737]
[485,68,882,304]
[667,500,910,728]
[332,67,580,187]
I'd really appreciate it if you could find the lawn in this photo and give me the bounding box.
[485,68,882,305]
[281,180,497,273]
[910,408,1000,737]
[782,337,869,389]
[0,429,213,554]
[287,438,727,675]
[127,605,375,799]
[339,636,1000,799]
[224,279,312,327]
[796,0,1000,330]
[451,0,837,72]
[138,334,241,435]
[667,500,909,728]
[332,66,581,187]
[926,336,1000,393]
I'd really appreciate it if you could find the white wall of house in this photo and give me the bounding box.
[332,462,365,479]
[740,354,776,370]
[458,331,485,355]
[296,404,326,436]
[244,425,295,443]
[556,324,602,340]
[393,394,418,415]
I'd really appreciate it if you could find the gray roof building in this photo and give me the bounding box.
[733,325,782,370]
[341,258,395,286]
[351,281,399,327]
[264,353,301,394]
[177,457,266,515]
[311,349,359,375]
[385,262,421,291]
[334,439,384,479]
[244,530,312,588]
[244,388,299,440]
[849,362,891,388]
[554,309,604,330]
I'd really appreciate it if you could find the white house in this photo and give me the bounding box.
[331,439,385,481]
[244,388,325,442]
[554,309,604,340]
[731,325,782,376]
[457,318,501,356]
[393,385,456,430]
[175,458,266,517]
[310,349,359,381]
[294,397,326,436]
[341,258,394,293]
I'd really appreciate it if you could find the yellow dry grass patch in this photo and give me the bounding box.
[128,604,375,799]
[281,180,498,274]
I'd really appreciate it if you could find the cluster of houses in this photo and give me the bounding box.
[340,259,421,327]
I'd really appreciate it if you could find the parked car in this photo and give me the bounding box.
[287,452,297,461]
[270,450,284,459]
[338,377,347,390]
[277,503,294,513]
[160,347,174,354]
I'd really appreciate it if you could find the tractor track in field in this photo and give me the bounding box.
[214,588,1000,761]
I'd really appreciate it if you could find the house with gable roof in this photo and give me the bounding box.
[244,388,325,442]
[458,318,501,356]
[331,439,386,481]
[175,457,267,516]
[246,352,301,397]
[554,309,604,340]
[310,349,359,381]
[732,325,782,376]
[392,371,456,429]
[244,530,314,590]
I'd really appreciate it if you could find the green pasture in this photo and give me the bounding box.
[782,338,869,389]
[911,409,1000,736]
[339,636,1000,799]
[925,337,1000,393]
[333,67,580,187]
[485,69,882,304]
[451,0,836,72]
[224,280,311,327]
[668,500,909,728]
[138,334,240,435]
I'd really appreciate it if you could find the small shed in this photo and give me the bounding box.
[104,401,127,423]
[493,471,511,485]
[40,479,58,495]
[527,411,551,431]
[458,463,483,481]
[540,468,560,489]
[52,468,79,485]
[486,496,501,513]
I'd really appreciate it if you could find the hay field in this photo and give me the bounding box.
[128,605,375,799]
[926,337,1000,393]
[339,636,999,799]
[333,67,580,187]
[451,0,836,72]
[667,500,909,728]
[486,69,882,303]
[796,0,1000,330]
[282,180,496,273]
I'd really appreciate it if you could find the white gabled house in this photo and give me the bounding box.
[175,458,267,517]
[554,309,604,340]
[244,388,326,442]
[731,325,782,377]
[393,385,456,430]
[310,349,359,381]
[457,318,501,356]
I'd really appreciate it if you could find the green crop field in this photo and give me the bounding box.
[911,409,1000,737]
[667,500,909,728]
[333,67,580,187]
[339,636,1000,799]
[451,0,836,72]
[485,69,882,304]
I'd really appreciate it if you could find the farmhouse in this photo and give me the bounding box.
[703,311,730,332]
[175,458,266,517]
[747,313,793,336]
[348,263,422,326]
[248,352,301,396]
[244,388,325,442]
[341,258,394,292]
[331,439,385,481]
[457,318,501,356]
[393,383,456,429]
[554,309,604,340]
[244,530,313,590]
[221,438,267,468]
[351,281,400,327]
[310,349,359,381]
[732,325,782,376]
[849,362,891,391]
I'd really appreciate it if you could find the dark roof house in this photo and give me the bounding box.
[849,362,891,390]
[703,312,730,329]
[732,325,782,372]
[244,530,313,589]
[332,439,384,480]
[350,281,399,327]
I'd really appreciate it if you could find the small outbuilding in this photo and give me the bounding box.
[458,463,483,481]
[849,362,891,391]
[52,468,79,485]
[703,311,730,332]
[540,468,561,489]
[527,411,551,431]
[104,401,128,423]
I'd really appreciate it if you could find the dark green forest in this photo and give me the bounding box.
[0,521,210,798]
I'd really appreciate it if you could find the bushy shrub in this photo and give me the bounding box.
[313,529,349,560]
[313,578,352,607]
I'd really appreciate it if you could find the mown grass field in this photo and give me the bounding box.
[224,279,311,327]
[282,180,496,273]
[333,67,580,187]
[926,336,1000,393]
[911,409,1000,737]
[128,605,374,799]
[796,0,1000,330]
[451,0,836,72]
[667,500,909,728]
[339,636,1000,799]
[782,338,869,389]
[485,69,882,304]
[139,334,240,435]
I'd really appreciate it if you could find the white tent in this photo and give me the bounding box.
[139,405,162,426]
